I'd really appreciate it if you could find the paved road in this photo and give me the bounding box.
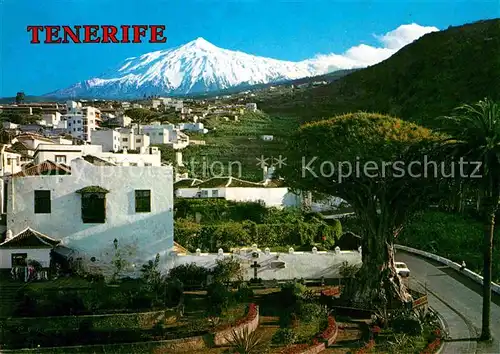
[396,251,500,354]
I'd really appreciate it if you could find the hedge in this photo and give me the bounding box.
[175,219,342,252]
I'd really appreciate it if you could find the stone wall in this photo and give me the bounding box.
[395,244,500,295]
[213,304,259,346]
[2,308,179,331]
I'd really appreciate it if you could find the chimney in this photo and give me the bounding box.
[5,229,13,241]
[123,147,127,154]
[262,165,268,181]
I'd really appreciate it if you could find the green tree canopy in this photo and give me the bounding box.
[125,108,159,123]
[281,112,442,307]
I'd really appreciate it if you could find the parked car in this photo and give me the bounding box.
[395,262,410,277]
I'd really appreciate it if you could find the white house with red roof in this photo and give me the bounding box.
[2,157,174,274]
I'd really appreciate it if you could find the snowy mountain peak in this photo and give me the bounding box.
[48,38,321,99]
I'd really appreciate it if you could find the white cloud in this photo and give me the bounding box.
[305,23,440,73]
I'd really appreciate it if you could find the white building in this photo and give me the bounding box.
[91,129,122,152]
[178,122,207,134]
[151,100,162,109]
[245,103,257,112]
[42,112,62,127]
[141,125,170,144]
[174,177,301,208]
[33,144,162,167]
[4,158,174,269]
[0,228,60,270]
[118,128,150,151]
[261,135,274,141]
[64,101,102,142]
[2,122,19,130]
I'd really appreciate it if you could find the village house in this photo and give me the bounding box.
[245,103,258,112]
[174,176,301,208]
[41,112,62,127]
[2,158,174,271]
[91,128,150,152]
[63,101,102,142]
[33,144,162,167]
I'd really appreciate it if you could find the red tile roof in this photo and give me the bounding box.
[0,228,60,249]
[10,160,71,178]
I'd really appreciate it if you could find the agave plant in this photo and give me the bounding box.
[227,327,269,354]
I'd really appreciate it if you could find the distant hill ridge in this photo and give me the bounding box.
[259,19,500,128]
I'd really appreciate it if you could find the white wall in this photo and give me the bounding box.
[91,130,121,152]
[6,159,174,266]
[42,112,62,127]
[170,249,362,280]
[0,248,51,268]
[141,126,169,144]
[225,188,300,208]
[34,144,103,165]
[175,188,200,198]
[99,150,161,166]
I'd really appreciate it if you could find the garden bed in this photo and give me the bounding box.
[0,302,259,351]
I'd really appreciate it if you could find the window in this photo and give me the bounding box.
[12,253,27,267]
[55,155,66,164]
[136,139,141,143]
[78,128,82,131]
[68,123,72,126]
[159,132,163,136]
[212,189,219,198]
[135,190,151,212]
[123,138,128,142]
[34,190,51,214]
[144,163,152,166]
[201,190,208,197]
[77,120,81,123]
[81,193,106,223]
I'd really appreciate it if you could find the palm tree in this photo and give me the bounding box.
[439,98,500,341]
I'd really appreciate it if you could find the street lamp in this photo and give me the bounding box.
[113,238,118,249]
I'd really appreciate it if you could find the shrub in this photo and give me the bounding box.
[391,315,423,336]
[272,328,298,345]
[298,303,327,322]
[168,263,208,289]
[162,277,184,307]
[235,283,254,302]
[212,257,243,284]
[206,283,232,316]
[279,281,307,308]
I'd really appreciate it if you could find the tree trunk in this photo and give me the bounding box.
[342,234,412,309]
[480,194,498,341]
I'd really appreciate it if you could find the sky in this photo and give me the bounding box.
[0,0,498,97]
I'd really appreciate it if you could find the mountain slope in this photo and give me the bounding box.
[48,38,326,99]
[259,19,500,128]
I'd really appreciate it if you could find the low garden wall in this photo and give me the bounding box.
[2,308,179,331]
[1,303,259,353]
[1,335,209,354]
[213,303,259,345]
[395,244,500,295]
[282,316,338,354]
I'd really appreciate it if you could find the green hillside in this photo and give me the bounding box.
[258,19,500,128]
